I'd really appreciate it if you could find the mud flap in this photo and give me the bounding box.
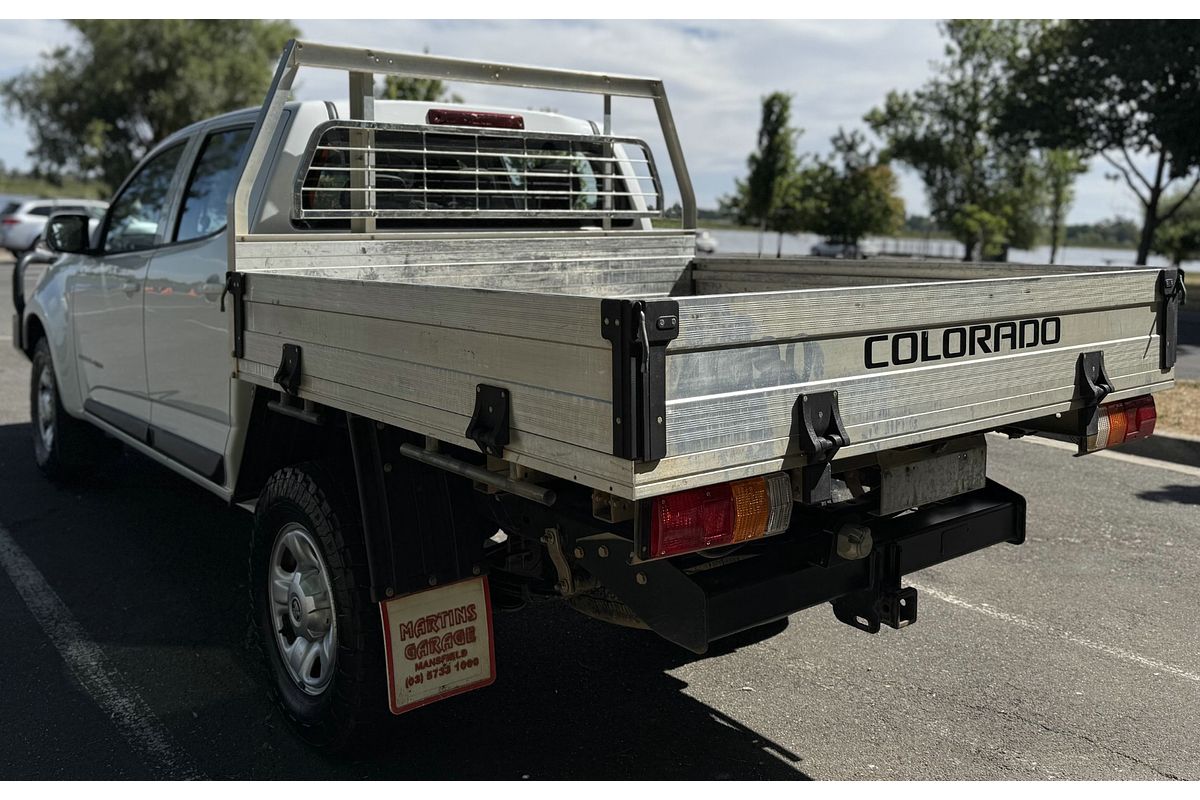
[379,576,496,715]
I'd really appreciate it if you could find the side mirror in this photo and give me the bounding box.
[45,213,92,254]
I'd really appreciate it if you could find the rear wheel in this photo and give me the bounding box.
[30,337,117,481]
[251,462,388,751]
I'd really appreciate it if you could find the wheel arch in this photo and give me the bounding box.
[231,389,356,506]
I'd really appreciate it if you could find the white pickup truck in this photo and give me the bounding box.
[12,41,1184,749]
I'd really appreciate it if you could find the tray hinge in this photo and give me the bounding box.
[222,271,247,359]
[1159,267,1185,371]
[273,343,303,396]
[465,384,511,458]
[794,390,850,505]
[601,298,679,462]
[1075,350,1113,453]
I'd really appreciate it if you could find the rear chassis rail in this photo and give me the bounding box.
[489,475,1026,653]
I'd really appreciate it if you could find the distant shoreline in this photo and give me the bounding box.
[652,219,1140,252]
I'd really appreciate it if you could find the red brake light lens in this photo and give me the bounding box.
[1,218,18,225]
[1087,395,1156,452]
[425,109,525,129]
[648,473,792,559]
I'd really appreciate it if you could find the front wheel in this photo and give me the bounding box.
[30,337,117,481]
[250,462,387,750]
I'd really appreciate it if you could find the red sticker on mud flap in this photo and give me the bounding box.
[379,576,496,715]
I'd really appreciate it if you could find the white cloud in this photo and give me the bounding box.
[0,19,1159,225]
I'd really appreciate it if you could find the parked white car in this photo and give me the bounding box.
[1,198,107,257]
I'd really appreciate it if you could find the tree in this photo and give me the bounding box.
[1042,149,1087,264]
[377,50,463,103]
[767,168,821,257]
[1153,190,1200,267]
[1004,20,1200,264]
[791,129,904,248]
[866,20,1045,261]
[725,92,800,256]
[2,20,298,191]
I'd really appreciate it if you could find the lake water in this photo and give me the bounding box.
[704,228,1196,270]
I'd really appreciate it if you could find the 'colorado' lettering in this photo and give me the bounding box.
[864,317,1061,369]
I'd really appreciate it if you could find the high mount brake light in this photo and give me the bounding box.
[1086,396,1156,453]
[425,109,525,130]
[648,473,792,559]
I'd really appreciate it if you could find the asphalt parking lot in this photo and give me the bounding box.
[1,255,1199,779]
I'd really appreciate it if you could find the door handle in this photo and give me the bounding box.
[121,280,140,296]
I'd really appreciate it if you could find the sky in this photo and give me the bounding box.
[0,19,1155,225]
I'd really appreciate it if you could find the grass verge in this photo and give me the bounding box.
[1156,379,1200,437]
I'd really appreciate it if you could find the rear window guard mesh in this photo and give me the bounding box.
[293,120,663,221]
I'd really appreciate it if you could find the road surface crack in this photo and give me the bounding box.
[965,703,1181,780]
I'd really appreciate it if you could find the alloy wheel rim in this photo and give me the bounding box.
[269,523,337,695]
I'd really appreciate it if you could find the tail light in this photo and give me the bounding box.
[1086,396,1156,452]
[426,108,525,129]
[1,218,18,225]
[648,473,792,559]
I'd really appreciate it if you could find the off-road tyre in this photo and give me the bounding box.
[30,337,118,482]
[250,461,389,752]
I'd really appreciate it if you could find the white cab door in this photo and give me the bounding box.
[144,126,251,482]
[73,142,188,432]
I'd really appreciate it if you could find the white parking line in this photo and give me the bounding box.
[1003,434,1200,480]
[0,523,202,779]
[909,580,1200,684]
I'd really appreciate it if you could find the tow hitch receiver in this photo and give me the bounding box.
[830,479,1025,635]
[831,551,920,634]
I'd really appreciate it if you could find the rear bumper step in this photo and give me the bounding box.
[578,480,1026,653]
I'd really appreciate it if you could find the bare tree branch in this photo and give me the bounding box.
[1157,174,1200,225]
[1101,151,1149,207]
[1120,146,1154,193]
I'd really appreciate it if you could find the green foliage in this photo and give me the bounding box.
[0,171,106,200]
[901,215,947,236]
[1042,149,1088,263]
[1063,218,1140,249]
[1004,20,1200,264]
[2,20,298,191]
[1154,191,1200,266]
[791,129,904,245]
[866,20,1046,261]
[377,52,463,103]
[724,92,800,250]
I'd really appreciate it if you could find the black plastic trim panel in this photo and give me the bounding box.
[84,398,149,443]
[83,398,224,483]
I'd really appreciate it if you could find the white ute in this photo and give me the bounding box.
[12,41,1183,749]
